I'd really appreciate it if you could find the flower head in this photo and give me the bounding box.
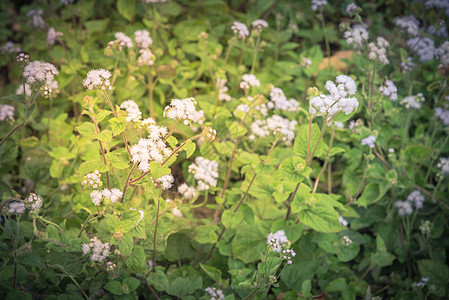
[231,22,249,39]
[83,69,112,90]
[23,61,59,85]
[25,193,43,213]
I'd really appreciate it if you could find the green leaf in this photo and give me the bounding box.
[109,117,126,136]
[294,123,328,159]
[105,281,123,295]
[232,224,266,263]
[95,109,112,122]
[228,122,247,139]
[404,145,433,163]
[118,235,134,257]
[275,156,310,182]
[358,183,379,207]
[123,277,140,292]
[301,280,312,297]
[150,161,171,179]
[418,260,449,297]
[329,147,345,156]
[0,94,25,103]
[84,19,109,34]
[184,140,196,158]
[127,246,146,273]
[167,136,178,148]
[117,0,136,21]
[96,130,112,143]
[199,264,222,282]
[257,257,283,276]
[298,198,343,233]
[79,159,109,175]
[147,270,169,293]
[221,210,244,229]
[76,122,96,137]
[194,225,218,244]
[106,149,130,170]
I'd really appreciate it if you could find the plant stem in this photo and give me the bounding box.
[102,91,131,155]
[163,120,179,142]
[92,116,110,189]
[250,34,261,74]
[312,127,335,194]
[0,121,26,148]
[121,164,137,203]
[152,196,161,272]
[319,12,331,68]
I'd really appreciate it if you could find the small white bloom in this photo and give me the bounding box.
[23,61,59,85]
[231,22,249,39]
[9,202,26,214]
[361,135,376,148]
[83,69,112,90]
[0,105,15,122]
[135,30,153,48]
[178,183,197,200]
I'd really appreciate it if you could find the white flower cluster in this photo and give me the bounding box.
[205,287,225,300]
[346,2,358,15]
[16,84,32,98]
[130,208,144,225]
[407,190,425,210]
[231,22,249,39]
[311,0,327,11]
[9,202,26,214]
[137,48,155,66]
[269,87,300,112]
[395,190,425,216]
[267,230,289,253]
[368,37,390,64]
[435,107,449,125]
[47,28,62,45]
[344,24,369,49]
[310,75,359,117]
[204,126,217,141]
[82,170,103,189]
[83,69,112,90]
[401,93,424,109]
[250,120,270,139]
[361,135,376,148]
[27,9,45,29]
[301,57,312,68]
[166,199,183,217]
[1,41,21,53]
[156,174,174,190]
[120,100,142,123]
[436,41,449,67]
[0,105,15,122]
[217,78,231,101]
[342,235,352,246]
[25,193,43,213]
[406,37,435,62]
[135,30,153,49]
[191,110,205,125]
[16,53,30,63]
[82,237,110,262]
[178,183,197,200]
[188,157,219,191]
[90,188,123,206]
[437,157,449,176]
[23,61,59,85]
[415,277,429,288]
[131,133,171,172]
[338,216,348,227]
[266,115,297,145]
[234,104,250,116]
[394,15,420,36]
[401,57,415,73]
[108,32,133,49]
[251,19,268,31]
[379,80,398,101]
[163,97,198,125]
[240,74,260,90]
[282,248,296,264]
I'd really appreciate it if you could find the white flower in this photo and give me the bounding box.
[240,74,260,90]
[368,37,390,64]
[16,83,32,97]
[135,30,153,48]
[109,188,123,203]
[437,157,449,175]
[282,248,296,264]
[251,19,268,30]
[311,0,327,11]
[1,41,21,53]
[90,190,103,206]
[82,170,102,188]
[27,9,45,29]
[23,61,59,85]
[266,115,297,145]
[47,27,62,45]
[361,135,376,148]
[401,56,415,73]
[25,193,43,213]
[344,24,369,49]
[416,277,429,288]
[301,57,312,68]
[407,190,425,209]
[250,120,270,138]
[205,287,225,300]
[346,2,358,15]
[82,236,110,262]
[406,37,435,62]
[435,107,449,125]
[163,97,198,125]
[394,15,420,36]
[309,75,359,117]
[216,78,232,101]
[114,32,134,48]
[436,41,449,67]
[166,199,183,217]
[342,236,352,246]
[269,87,300,112]
[267,230,289,253]
[231,22,249,39]
[379,80,398,101]
[178,183,197,200]
[188,157,219,191]
[338,216,348,227]
[137,48,155,66]
[156,174,174,190]
[0,105,15,122]
[130,208,144,225]
[83,69,112,90]
[394,200,414,216]
[9,202,26,214]
[401,93,424,109]
[120,100,142,122]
